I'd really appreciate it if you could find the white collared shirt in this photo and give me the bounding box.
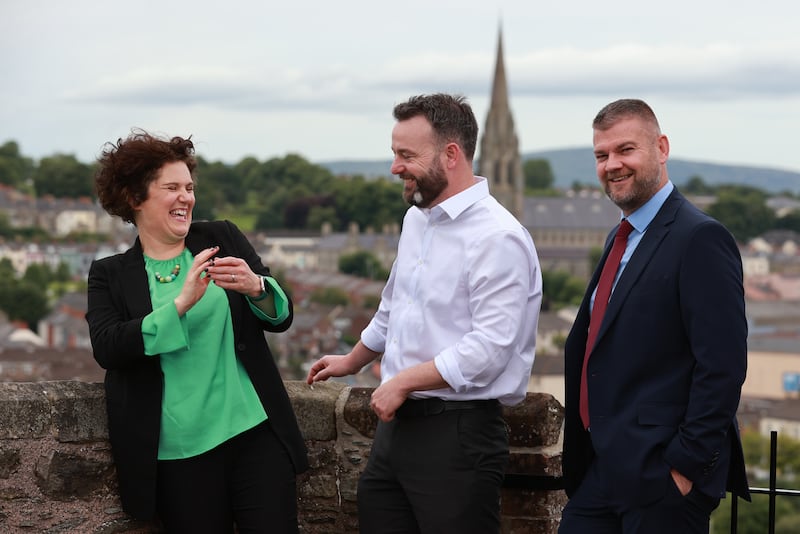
[360,177,542,406]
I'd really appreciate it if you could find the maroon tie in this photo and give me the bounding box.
[579,219,634,429]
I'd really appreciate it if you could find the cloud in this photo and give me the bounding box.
[60,41,800,117]
[508,42,800,98]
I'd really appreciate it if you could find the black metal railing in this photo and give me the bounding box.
[503,430,800,534]
[730,430,800,534]
[503,430,800,533]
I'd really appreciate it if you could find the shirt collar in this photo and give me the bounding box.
[426,176,489,221]
[626,180,674,233]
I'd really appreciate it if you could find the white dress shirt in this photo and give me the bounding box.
[360,177,542,406]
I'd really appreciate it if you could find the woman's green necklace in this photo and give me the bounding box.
[154,263,181,283]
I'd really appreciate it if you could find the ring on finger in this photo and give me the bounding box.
[231,274,236,282]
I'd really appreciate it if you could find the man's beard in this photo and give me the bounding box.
[401,160,448,209]
[605,159,662,213]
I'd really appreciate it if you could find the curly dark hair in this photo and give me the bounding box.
[95,129,196,224]
[392,93,478,160]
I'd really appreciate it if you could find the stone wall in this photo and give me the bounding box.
[0,381,565,533]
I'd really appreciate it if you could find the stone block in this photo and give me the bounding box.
[507,449,563,477]
[501,516,562,534]
[501,487,568,517]
[286,380,343,441]
[0,382,50,439]
[43,381,108,442]
[343,387,378,438]
[305,441,338,471]
[35,450,114,500]
[503,392,564,448]
[0,447,20,479]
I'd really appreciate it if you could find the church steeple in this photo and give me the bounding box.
[477,26,524,220]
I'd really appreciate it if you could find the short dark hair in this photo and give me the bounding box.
[593,99,661,134]
[393,93,479,160]
[95,129,196,224]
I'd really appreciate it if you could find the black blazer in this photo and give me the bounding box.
[86,220,309,520]
[562,189,750,505]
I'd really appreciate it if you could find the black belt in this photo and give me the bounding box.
[395,397,499,418]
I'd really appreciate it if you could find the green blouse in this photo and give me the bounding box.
[142,248,288,460]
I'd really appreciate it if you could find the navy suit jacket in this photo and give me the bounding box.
[562,188,750,505]
[86,220,309,520]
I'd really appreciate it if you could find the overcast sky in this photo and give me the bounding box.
[3,0,800,174]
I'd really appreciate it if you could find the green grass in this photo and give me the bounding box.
[216,211,257,232]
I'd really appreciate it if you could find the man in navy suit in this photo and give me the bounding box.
[559,99,750,534]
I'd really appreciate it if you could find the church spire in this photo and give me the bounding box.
[490,27,509,111]
[478,25,524,220]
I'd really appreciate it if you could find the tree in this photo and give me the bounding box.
[22,262,50,288]
[0,278,50,329]
[0,212,13,238]
[0,258,15,279]
[707,188,776,242]
[683,175,714,195]
[338,251,389,280]
[196,157,246,205]
[53,261,72,282]
[0,140,34,189]
[32,153,93,197]
[362,294,381,310]
[248,153,334,193]
[541,270,585,311]
[284,195,335,229]
[712,492,799,534]
[589,246,604,271]
[307,205,338,231]
[309,287,349,307]
[775,210,800,233]
[523,158,554,190]
[714,431,800,533]
[331,176,405,231]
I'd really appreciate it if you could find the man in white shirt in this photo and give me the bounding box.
[306,93,542,533]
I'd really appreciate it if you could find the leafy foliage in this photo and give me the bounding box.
[707,186,777,242]
[683,175,715,195]
[775,210,800,233]
[0,260,73,329]
[0,141,34,189]
[713,431,800,533]
[338,251,389,280]
[1,140,798,247]
[309,286,349,307]
[523,158,555,191]
[32,154,93,198]
[541,270,585,311]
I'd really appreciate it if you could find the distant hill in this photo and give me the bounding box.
[524,147,800,194]
[319,148,800,194]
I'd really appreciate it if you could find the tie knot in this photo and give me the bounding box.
[617,219,634,239]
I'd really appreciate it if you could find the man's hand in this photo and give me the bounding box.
[369,361,450,422]
[670,468,693,496]
[306,354,354,384]
[369,379,408,422]
[306,341,382,385]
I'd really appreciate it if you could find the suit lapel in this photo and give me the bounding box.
[122,239,153,319]
[594,189,684,344]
